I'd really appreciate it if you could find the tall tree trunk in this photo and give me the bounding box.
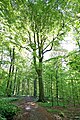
[29,31,44,101]
[22,79,25,95]
[71,79,75,106]
[12,68,17,95]
[34,77,37,97]
[37,58,44,102]
[6,47,15,96]
[16,79,20,95]
[6,49,12,96]
[51,74,53,106]
[0,48,3,68]
[9,63,14,92]
[55,63,59,105]
[27,79,30,95]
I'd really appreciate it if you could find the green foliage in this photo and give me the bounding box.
[68,51,80,71]
[47,108,61,113]
[47,108,65,117]
[39,100,66,107]
[0,114,6,120]
[0,98,19,120]
[0,0,80,106]
[0,97,18,102]
[39,102,52,107]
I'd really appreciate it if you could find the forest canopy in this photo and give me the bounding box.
[0,0,80,104]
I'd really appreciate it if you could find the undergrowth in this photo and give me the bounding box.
[0,97,20,120]
[39,101,66,107]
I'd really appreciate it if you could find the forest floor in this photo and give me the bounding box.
[13,96,80,120]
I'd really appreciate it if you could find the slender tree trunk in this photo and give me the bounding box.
[27,79,30,95]
[6,47,15,96]
[22,79,25,95]
[71,79,75,106]
[6,49,12,96]
[60,76,65,106]
[55,63,59,105]
[51,74,53,106]
[12,68,17,95]
[9,63,14,92]
[16,79,20,95]
[34,77,37,97]
[0,48,3,68]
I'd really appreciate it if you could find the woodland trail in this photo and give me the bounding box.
[13,96,61,120]
[13,96,80,120]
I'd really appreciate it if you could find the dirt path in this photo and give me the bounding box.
[13,96,54,120]
[13,96,80,120]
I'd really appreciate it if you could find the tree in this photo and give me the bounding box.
[0,0,79,101]
[6,47,15,96]
[20,0,65,101]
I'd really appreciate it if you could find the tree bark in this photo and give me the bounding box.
[16,79,20,95]
[34,77,37,97]
[37,57,44,102]
[6,49,12,96]
[55,62,59,105]
[6,47,15,96]
[22,79,25,95]
[27,79,30,95]
[12,68,17,95]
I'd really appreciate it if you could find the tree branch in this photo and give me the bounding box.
[43,19,65,54]
[10,41,31,52]
[43,32,64,54]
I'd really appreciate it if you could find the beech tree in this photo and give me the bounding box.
[23,0,66,101]
[0,0,79,101]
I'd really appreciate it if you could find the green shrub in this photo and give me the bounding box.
[47,108,61,113]
[39,101,52,107]
[0,99,19,120]
[0,97,18,103]
[0,114,6,120]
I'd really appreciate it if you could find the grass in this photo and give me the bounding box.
[39,100,66,118]
[47,108,65,117]
[39,101,66,107]
[47,108,61,113]
[39,101,52,107]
